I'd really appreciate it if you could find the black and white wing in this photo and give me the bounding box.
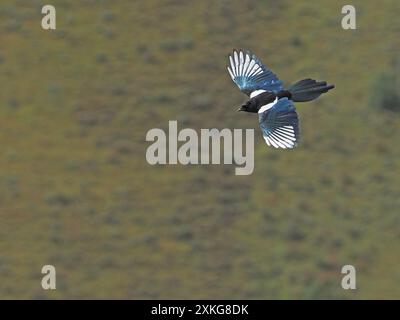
[258,98,300,149]
[227,49,283,97]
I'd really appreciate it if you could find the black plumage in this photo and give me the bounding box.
[227,49,334,149]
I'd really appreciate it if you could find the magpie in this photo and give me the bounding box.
[227,49,334,149]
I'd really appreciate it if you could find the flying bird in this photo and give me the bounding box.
[227,49,334,149]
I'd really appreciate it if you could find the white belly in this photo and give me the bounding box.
[258,97,278,113]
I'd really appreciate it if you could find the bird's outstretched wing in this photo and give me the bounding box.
[258,98,299,149]
[227,49,283,97]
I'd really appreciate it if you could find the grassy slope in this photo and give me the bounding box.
[0,0,399,298]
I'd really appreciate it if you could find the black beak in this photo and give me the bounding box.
[237,106,245,112]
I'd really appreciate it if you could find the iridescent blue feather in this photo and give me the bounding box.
[258,98,299,149]
[227,49,283,96]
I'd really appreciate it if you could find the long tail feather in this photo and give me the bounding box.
[288,78,334,102]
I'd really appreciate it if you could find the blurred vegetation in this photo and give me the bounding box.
[0,0,399,299]
[370,67,400,112]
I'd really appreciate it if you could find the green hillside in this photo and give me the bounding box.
[0,0,399,299]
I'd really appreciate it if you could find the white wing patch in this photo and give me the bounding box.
[263,124,297,149]
[227,50,264,81]
[263,130,297,149]
[258,97,278,113]
[250,89,267,98]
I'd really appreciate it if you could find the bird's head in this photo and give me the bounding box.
[237,105,247,112]
[237,101,258,113]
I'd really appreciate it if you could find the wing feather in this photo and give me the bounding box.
[258,98,300,149]
[227,49,283,96]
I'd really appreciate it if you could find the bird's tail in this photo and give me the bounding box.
[288,78,334,102]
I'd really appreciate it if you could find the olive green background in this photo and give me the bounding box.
[0,0,399,299]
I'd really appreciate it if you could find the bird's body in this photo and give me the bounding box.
[227,49,334,149]
[241,90,292,113]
